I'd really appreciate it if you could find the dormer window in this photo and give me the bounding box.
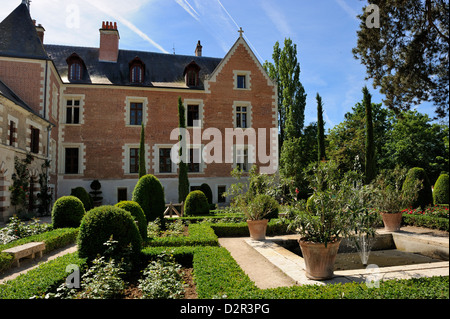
[129,57,145,84]
[66,53,85,81]
[184,61,201,87]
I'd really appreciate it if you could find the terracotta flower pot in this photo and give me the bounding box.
[298,238,341,280]
[247,219,268,241]
[380,211,403,231]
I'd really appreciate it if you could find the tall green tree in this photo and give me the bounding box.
[363,86,376,184]
[264,38,307,146]
[177,97,190,203]
[139,123,146,178]
[353,0,449,118]
[316,93,326,162]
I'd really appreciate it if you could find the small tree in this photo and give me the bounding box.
[316,93,326,162]
[363,86,376,184]
[139,123,146,178]
[177,97,190,203]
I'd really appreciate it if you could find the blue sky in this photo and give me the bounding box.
[1,0,437,130]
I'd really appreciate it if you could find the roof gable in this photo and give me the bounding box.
[204,36,276,92]
[0,3,48,60]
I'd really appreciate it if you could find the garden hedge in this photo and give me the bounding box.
[402,167,433,209]
[115,201,148,241]
[70,186,94,211]
[52,196,85,229]
[77,205,142,260]
[132,174,165,225]
[146,223,218,247]
[0,228,79,273]
[184,190,210,216]
[433,174,449,205]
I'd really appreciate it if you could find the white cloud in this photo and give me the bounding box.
[260,0,293,37]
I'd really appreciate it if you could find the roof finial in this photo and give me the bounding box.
[22,0,31,11]
[238,27,244,38]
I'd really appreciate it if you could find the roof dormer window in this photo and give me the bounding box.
[184,61,201,87]
[66,53,85,81]
[129,57,145,84]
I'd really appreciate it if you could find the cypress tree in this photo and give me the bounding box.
[178,97,190,203]
[316,93,326,162]
[139,123,146,178]
[363,86,376,184]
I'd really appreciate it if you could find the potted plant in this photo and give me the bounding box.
[244,194,278,241]
[89,180,103,207]
[371,166,421,231]
[289,161,368,280]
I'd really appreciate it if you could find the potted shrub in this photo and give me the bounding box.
[289,161,367,280]
[244,194,278,240]
[371,166,421,231]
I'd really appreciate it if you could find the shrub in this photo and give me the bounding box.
[115,201,147,241]
[77,206,142,260]
[132,175,165,226]
[70,187,94,211]
[244,194,279,220]
[200,183,213,205]
[402,167,433,209]
[52,196,85,228]
[184,191,210,216]
[433,173,449,205]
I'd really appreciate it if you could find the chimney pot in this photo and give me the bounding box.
[195,40,203,57]
[99,21,120,62]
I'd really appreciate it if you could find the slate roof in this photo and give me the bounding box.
[45,45,223,89]
[0,3,49,60]
[0,79,53,125]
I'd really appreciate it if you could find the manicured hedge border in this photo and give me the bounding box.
[145,223,219,247]
[0,252,86,299]
[0,228,79,273]
[142,246,450,299]
[403,215,449,231]
[210,220,292,237]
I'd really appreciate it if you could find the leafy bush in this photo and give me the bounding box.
[138,252,185,299]
[244,194,279,220]
[146,223,218,247]
[115,201,147,241]
[70,187,94,211]
[184,190,210,216]
[132,174,165,226]
[52,196,85,229]
[200,183,213,205]
[402,167,433,209]
[0,216,52,245]
[433,173,449,205]
[77,206,142,260]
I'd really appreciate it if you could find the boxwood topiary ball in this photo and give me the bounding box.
[184,190,210,216]
[433,173,449,205]
[115,201,148,240]
[52,196,85,229]
[77,205,142,261]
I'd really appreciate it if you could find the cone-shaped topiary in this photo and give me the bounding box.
[70,186,94,211]
[132,174,165,226]
[402,167,433,209]
[184,190,210,216]
[52,196,85,228]
[115,201,147,240]
[433,173,449,205]
[77,205,142,261]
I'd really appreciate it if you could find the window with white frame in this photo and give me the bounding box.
[233,101,252,129]
[184,99,204,128]
[125,97,148,127]
[64,96,84,125]
[233,70,251,90]
[61,144,84,175]
[234,145,254,172]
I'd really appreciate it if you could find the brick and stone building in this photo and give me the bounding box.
[0,2,278,221]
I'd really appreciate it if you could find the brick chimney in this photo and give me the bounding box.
[99,21,120,62]
[33,20,45,44]
[195,40,202,57]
